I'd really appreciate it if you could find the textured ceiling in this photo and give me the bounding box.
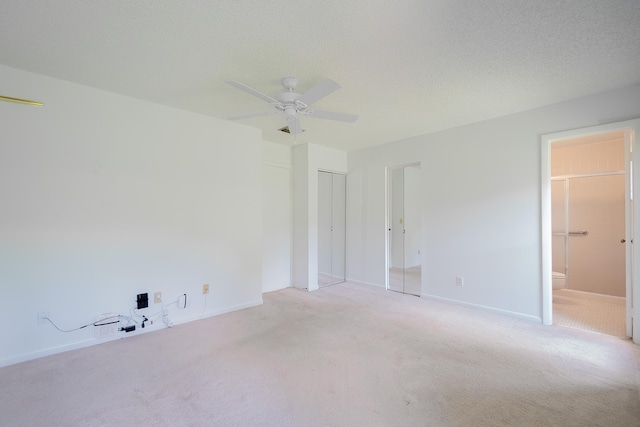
[1,1,640,152]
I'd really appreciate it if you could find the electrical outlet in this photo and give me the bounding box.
[37,311,48,326]
[456,276,464,286]
[154,292,162,304]
[203,284,209,295]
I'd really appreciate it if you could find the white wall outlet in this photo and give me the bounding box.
[456,276,464,286]
[203,284,210,295]
[37,311,48,326]
[154,292,162,304]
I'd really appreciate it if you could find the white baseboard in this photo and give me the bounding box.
[346,281,541,324]
[0,335,122,368]
[0,299,264,368]
[262,284,290,294]
[262,286,291,294]
[174,299,263,325]
[346,278,386,289]
[420,293,542,324]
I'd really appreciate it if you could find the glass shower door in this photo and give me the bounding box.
[567,175,625,296]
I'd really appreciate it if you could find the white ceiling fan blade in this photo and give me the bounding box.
[228,111,279,120]
[225,80,280,104]
[297,78,341,106]
[286,115,302,135]
[306,109,358,123]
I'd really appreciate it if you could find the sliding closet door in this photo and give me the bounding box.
[389,168,405,292]
[318,171,333,287]
[331,173,346,283]
[402,165,421,295]
[318,171,346,287]
[388,164,421,296]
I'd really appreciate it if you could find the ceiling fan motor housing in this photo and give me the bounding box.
[278,91,300,104]
[277,90,309,114]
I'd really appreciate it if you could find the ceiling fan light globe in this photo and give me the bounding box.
[284,107,297,118]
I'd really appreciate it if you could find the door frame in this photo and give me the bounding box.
[541,119,639,343]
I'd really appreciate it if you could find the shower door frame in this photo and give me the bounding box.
[552,172,626,295]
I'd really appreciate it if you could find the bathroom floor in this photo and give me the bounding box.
[553,289,626,337]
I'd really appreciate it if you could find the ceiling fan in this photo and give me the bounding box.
[225,77,357,135]
[0,94,43,107]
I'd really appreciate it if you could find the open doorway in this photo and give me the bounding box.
[541,119,640,344]
[550,132,626,336]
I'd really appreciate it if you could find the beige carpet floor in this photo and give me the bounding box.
[553,289,626,337]
[1,283,639,426]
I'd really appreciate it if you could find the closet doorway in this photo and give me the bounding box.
[318,171,346,287]
[387,163,421,296]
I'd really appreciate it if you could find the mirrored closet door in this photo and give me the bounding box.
[318,171,346,287]
[388,164,421,296]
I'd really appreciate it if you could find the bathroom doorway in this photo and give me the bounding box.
[541,120,640,343]
[550,133,626,336]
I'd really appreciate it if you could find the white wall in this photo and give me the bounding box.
[262,141,292,293]
[292,144,310,288]
[347,84,640,321]
[0,65,264,366]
